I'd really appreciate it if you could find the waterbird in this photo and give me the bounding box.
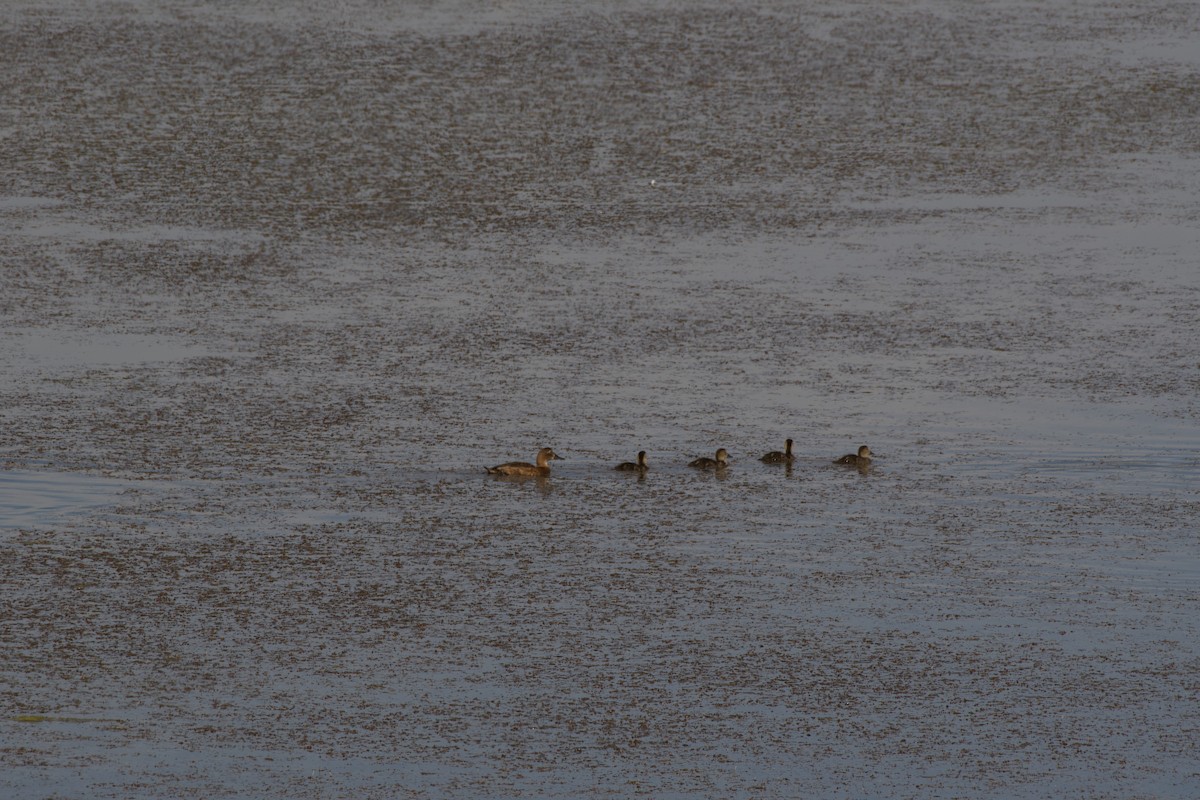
[833,445,872,467]
[614,451,649,472]
[761,438,795,464]
[689,448,730,469]
[486,447,563,477]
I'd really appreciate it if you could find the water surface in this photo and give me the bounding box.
[2,1,1198,798]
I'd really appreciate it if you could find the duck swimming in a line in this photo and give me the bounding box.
[689,448,729,469]
[614,451,649,472]
[761,438,794,464]
[833,445,872,467]
[486,447,562,477]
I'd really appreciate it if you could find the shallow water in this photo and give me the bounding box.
[2,1,1199,798]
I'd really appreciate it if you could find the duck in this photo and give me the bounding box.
[689,448,729,469]
[486,447,563,477]
[614,451,649,472]
[761,438,794,464]
[833,445,872,467]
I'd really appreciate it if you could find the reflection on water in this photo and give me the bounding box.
[1026,451,1200,493]
[485,471,554,497]
[0,469,143,529]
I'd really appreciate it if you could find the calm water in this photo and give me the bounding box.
[2,1,1199,797]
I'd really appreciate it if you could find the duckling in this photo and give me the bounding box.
[761,438,794,464]
[833,445,872,467]
[486,447,562,477]
[689,448,729,469]
[614,451,649,472]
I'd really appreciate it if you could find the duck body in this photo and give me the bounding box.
[614,451,649,472]
[689,448,729,469]
[486,447,562,477]
[761,438,794,464]
[833,445,872,467]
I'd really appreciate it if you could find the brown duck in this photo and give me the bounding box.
[833,445,872,467]
[761,438,794,464]
[486,447,563,477]
[689,448,729,469]
[614,451,649,472]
